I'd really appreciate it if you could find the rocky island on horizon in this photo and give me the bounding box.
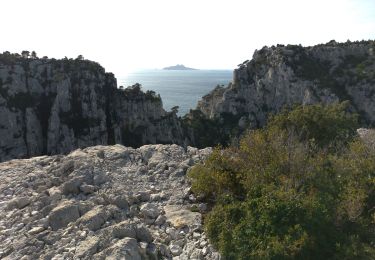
[162,64,197,70]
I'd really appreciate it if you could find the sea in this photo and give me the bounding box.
[118,70,233,116]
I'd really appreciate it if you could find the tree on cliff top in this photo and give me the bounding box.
[21,50,30,59]
[76,55,84,60]
[31,51,37,59]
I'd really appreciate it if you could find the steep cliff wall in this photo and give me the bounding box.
[0,55,185,162]
[111,84,186,147]
[196,40,375,131]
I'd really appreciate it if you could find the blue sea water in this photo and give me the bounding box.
[118,70,233,116]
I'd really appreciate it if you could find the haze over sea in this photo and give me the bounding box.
[119,70,233,116]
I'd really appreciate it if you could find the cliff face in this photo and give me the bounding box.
[0,55,185,162]
[111,84,186,148]
[197,40,375,129]
[3,40,374,160]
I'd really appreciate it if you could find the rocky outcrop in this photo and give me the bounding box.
[196,40,375,131]
[0,55,186,162]
[0,144,220,259]
[112,84,186,148]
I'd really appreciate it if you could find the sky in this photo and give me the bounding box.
[1,0,374,76]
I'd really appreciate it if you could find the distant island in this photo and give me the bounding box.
[162,64,197,70]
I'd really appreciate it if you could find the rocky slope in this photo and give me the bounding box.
[0,144,220,259]
[0,54,186,162]
[196,40,375,132]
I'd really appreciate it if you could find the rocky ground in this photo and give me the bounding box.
[0,144,220,259]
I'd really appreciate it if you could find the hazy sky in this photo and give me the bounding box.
[1,0,374,76]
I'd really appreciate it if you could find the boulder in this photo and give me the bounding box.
[7,196,31,209]
[61,177,82,195]
[48,200,80,230]
[78,206,109,231]
[154,215,167,226]
[80,184,96,194]
[47,187,62,202]
[75,236,100,259]
[135,191,151,202]
[100,238,141,260]
[112,221,137,239]
[169,243,183,256]
[111,195,129,210]
[140,203,161,219]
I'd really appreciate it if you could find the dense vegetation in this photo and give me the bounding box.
[182,110,246,148]
[188,102,374,259]
[119,83,162,103]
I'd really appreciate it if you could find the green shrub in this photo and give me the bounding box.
[188,102,374,259]
[267,101,358,148]
[190,205,199,212]
[182,110,246,148]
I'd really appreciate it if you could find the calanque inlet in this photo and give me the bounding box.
[0,40,374,259]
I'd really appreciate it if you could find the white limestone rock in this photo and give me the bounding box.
[0,144,219,259]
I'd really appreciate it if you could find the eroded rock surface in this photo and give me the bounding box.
[0,144,219,259]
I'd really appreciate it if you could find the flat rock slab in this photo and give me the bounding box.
[164,205,201,228]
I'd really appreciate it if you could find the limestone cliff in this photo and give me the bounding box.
[111,84,186,148]
[0,54,185,162]
[196,40,375,134]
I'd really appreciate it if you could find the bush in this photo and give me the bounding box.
[267,101,358,148]
[182,110,245,148]
[188,102,374,259]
